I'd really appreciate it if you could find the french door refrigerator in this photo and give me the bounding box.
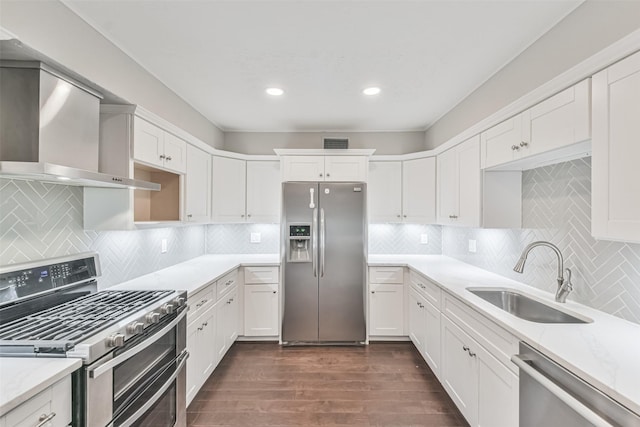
[281,182,367,344]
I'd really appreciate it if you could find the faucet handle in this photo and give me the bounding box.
[556,268,573,303]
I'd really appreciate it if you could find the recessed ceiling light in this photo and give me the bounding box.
[363,87,381,96]
[57,176,71,181]
[266,87,284,96]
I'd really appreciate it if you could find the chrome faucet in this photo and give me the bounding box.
[513,241,573,303]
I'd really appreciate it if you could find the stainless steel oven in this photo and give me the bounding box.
[83,309,187,427]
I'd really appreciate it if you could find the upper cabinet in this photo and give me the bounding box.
[185,145,211,223]
[281,155,368,182]
[437,136,481,227]
[368,161,402,222]
[481,79,591,170]
[133,116,187,173]
[211,157,281,223]
[592,50,640,243]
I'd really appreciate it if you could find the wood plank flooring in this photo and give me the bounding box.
[187,342,467,426]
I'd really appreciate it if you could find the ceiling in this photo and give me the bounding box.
[63,1,582,132]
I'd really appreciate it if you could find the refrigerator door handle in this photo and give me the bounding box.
[320,208,326,277]
[312,207,318,277]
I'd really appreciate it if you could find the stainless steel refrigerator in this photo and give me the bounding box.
[281,182,367,344]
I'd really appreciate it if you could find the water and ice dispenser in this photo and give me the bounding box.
[287,224,311,262]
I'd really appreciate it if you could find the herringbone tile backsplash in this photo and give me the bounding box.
[443,158,640,324]
[0,179,205,288]
[368,224,442,255]
[206,224,280,254]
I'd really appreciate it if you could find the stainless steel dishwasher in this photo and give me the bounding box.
[512,342,640,427]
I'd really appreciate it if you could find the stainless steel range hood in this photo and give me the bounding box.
[0,60,159,191]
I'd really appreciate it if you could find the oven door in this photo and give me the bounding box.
[84,309,187,427]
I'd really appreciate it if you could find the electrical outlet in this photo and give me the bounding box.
[420,234,429,244]
[250,232,261,243]
[161,238,168,253]
[468,239,477,253]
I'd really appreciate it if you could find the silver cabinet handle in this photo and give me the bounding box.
[187,214,193,218]
[36,412,56,427]
[511,355,614,427]
[371,291,376,294]
[240,214,245,218]
[320,208,326,278]
[273,291,277,294]
[403,215,407,218]
[326,173,330,177]
[90,309,187,379]
[166,156,172,161]
[312,207,318,277]
[511,145,521,151]
[520,141,528,147]
[462,345,469,352]
[319,173,323,177]
[397,214,401,218]
[159,154,166,159]
[247,214,251,218]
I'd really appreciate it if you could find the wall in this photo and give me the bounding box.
[0,0,224,149]
[443,158,640,324]
[0,179,205,289]
[424,1,640,149]
[224,131,427,155]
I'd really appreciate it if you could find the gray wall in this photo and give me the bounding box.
[0,0,224,149]
[424,1,640,149]
[224,131,427,155]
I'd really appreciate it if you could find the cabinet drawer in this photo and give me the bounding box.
[217,269,239,299]
[5,376,71,427]
[244,266,279,284]
[368,266,404,284]
[188,283,215,323]
[443,292,518,372]
[409,270,441,308]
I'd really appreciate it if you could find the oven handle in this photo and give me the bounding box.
[89,309,187,379]
[107,350,189,427]
[511,355,614,427]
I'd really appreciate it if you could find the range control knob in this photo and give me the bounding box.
[146,312,161,324]
[173,297,186,307]
[127,321,145,334]
[106,333,125,348]
[161,303,175,315]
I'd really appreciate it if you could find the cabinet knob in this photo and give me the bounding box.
[326,173,330,177]
[463,345,469,352]
[371,291,375,294]
[187,214,193,218]
[403,215,407,218]
[319,173,323,177]
[241,214,245,218]
[520,141,528,148]
[159,154,166,159]
[511,145,521,151]
[166,156,172,161]
[397,214,401,218]
[247,214,251,218]
[273,291,277,294]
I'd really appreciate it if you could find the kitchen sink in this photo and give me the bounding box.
[466,288,592,324]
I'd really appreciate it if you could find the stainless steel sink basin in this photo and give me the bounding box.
[466,288,592,324]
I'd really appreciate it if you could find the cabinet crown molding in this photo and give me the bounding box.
[273,149,376,156]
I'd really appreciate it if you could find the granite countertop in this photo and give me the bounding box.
[0,357,82,416]
[368,254,640,416]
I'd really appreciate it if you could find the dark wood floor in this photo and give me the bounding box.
[187,342,467,426]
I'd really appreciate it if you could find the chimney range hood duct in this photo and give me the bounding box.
[0,61,159,191]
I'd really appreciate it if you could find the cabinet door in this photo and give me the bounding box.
[457,136,481,227]
[324,156,368,182]
[246,161,281,223]
[369,283,404,336]
[441,316,478,426]
[162,131,187,173]
[408,288,425,351]
[477,344,519,427]
[480,114,523,169]
[423,299,441,377]
[437,148,458,225]
[244,284,279,336]
[186,318,202,404]
[211,156,247,222]
[133,116,164,168]
[185,145,211,223]
[282,156,325,181]
[4,377,71,427]
[526,79,591,157]
[225,288,239,346]
[592,51,640,243]
[214,299,227,363]
[368,161,402,222]
[402,157,436,223]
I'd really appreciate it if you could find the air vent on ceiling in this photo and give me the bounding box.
[323,137,349,149]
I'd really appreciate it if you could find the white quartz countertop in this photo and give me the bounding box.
[108,254,280,296]
[0,357,82,416]
[368,254,640,416]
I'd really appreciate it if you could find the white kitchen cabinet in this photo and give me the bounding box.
[437,136,481,227]
[368,161,402,222]
[246,161,281,223]
[133,116,186,173]
[408,271,441,376]
[592,50,640,243]
[1,376,71,427]
[244,284,279,336]
[423,297,441,376]
[369,283,404,336]
[186,302,216,405]
[476,342,519,427]
[211,156,247,222]
[481,79,591,170]
[281,155,368,182]
[402,157,436,223]
[408,288,426,351]
[185,144,211,223]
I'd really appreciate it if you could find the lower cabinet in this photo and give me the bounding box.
[0,376,71,427]
[186,303,216,404]
[244,284,279,336]
[215,287,239,363]
[369,283,404,336]
[441,309,518,427]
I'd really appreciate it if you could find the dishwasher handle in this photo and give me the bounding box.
[511,354,615,427]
